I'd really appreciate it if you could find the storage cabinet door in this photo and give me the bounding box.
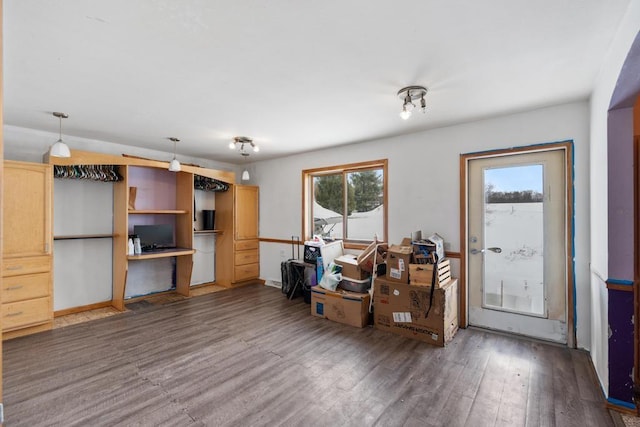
[2,162,52,257]
[235,186,258,240]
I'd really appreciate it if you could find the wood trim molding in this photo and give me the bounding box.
[301,159,388,242]
[259,237,461,260]
[607,283,635,292]
[54,300,113,317]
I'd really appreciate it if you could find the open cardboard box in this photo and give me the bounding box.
[334,241,387,280]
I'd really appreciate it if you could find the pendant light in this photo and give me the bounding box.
[168,137,181,172]
[241,169,250,181]
[49,112,71,158]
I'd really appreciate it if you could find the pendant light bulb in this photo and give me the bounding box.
[229,141,236,149]
[253,144,260,153]
[168,137,181,172]
[49,112,71,158]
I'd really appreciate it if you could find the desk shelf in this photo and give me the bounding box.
[127,248,195,260]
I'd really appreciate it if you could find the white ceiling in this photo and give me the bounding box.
[3,1,631,164]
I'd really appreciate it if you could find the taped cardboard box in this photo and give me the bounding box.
[409,259,451,288]
[311,286,371,328]
[385,243,413,283]
[373,276,458,346]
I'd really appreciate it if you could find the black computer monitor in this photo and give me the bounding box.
[133,224,175,250]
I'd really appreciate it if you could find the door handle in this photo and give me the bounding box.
[470,247,502,255]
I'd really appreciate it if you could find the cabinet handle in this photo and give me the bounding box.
[6,312,23,317]
[6,266,22,271]
[6,285,24,291]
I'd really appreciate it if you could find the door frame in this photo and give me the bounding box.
[459,140,576,347]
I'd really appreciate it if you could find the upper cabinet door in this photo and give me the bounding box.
[235,185,259,240]
[2,161,52,257]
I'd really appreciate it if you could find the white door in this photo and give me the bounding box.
[467,149,567,343]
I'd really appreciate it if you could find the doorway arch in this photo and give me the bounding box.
[606,30,640,409]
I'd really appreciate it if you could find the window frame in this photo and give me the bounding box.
[302,159,388,249]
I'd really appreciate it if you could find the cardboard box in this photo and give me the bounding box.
[311,286,371,328]
[385,244,413,283]
[334,254,369,280]
[409,259,451,288]
[358,241,388,273]
[373,276,458,346]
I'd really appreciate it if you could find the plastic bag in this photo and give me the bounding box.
[319,262,342,291]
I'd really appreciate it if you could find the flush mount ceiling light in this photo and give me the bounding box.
[49,112,71,158]
[229,136,259,155]
[397,85,428,120]
[168,137,181,172]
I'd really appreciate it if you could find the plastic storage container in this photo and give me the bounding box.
[339,276,372,293]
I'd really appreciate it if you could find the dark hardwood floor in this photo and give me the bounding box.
[4,285,613,426]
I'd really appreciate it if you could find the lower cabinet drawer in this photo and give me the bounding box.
[2,256,51,277]
[235,249,259,266]
[2,297,51,331]
[3,272,50,303]
[235,240,259,251]
[234,263,259,282]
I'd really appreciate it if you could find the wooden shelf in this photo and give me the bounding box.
[127,248,195,260]
[128,209,188,215]
[194,230,222,235]
[54,234,115,240]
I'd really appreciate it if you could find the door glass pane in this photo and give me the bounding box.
[346,169,384,241]
[313,174,344,239]
[483,164,545,317]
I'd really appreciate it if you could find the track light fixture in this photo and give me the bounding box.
[230,136,257,181]
[168,137,181,172]
[397,86,428,120]
[229,136,259,156]
[49,112,71,158]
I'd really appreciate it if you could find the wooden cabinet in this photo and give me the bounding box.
[2,161,53,339]
[216,185,260,286]
[235,185,259,240]
[232,186,259,284]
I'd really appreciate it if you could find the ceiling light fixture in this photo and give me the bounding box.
[50,112,71,158]
[168,137,181,172]
[397,86,428,120]
[229,136,259,155]
[230,136,258,182]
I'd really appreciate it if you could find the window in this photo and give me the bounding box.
[303,159,388,247]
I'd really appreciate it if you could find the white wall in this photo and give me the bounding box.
[589,1,640,397]
[254,101,592,348]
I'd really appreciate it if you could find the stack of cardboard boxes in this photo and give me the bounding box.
[310,241,386,328]
[310,235,459,347]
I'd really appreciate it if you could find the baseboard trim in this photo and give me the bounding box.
[54,301,113,317]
